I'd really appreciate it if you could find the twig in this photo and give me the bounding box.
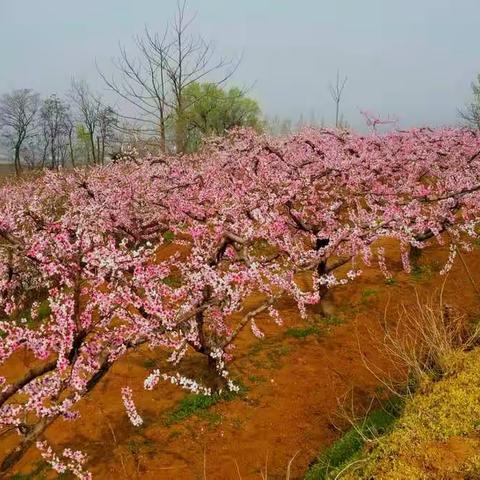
[285,450,300,480]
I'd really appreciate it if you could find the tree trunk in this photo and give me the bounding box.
[207,355,227,392]
[96,136,101,165]
[159,120,166,153]
[68,133,75,168]
[89,132,96,164]
[317,259,335,316]
[14,145,21,176]
[41,141,48,169]
[50,137,56,169]
[175,109,186,154]
[101,137,105,165]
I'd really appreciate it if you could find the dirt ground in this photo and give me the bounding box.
[5,239,480,480]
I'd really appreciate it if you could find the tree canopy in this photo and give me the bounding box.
[178,82,263,151]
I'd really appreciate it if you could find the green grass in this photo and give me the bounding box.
[248,374,267,384]
[361,288,378,300]
[385,277,397,286]
[285,324,322,339]
[247,338,292,370]
[166,393,219,425]
[197,410,223,427]
[410,264,431,281]
[305,397,404,480]
[165,384,245,425]
[162,230,175,243]
[283,316,344,343]
[409,261,440,282]
[322,315,345,326]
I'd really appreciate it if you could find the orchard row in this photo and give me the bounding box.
[0,127,479,477]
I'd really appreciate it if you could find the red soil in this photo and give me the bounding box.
[6,239,480,479]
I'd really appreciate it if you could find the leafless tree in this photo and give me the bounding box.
[97,106,118,164]
[329,70,348,128]
[64,113,76,168]
[99,0,238,153]
[39,94,72,169]
[0,89,40,175]
[99,31,171,152]
[21,137,44,169]
[459,74,480,130]
[69,79,101,163]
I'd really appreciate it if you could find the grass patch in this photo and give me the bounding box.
[165,385,245,425]
[361,288,378,300]
[247,338,292,370]
[162,230,175,243]
[322,315,345,326]
[305,397,404,480]
[385,277,397,286]
[248,374,267,384]
[197,410,223,427]
[285,324,322,339]
[409,261,440,282]
[410,264,431,281]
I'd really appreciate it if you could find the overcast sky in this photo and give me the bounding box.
[0,0,479,130]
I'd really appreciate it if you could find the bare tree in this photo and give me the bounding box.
[64,113,76,168]
[39,95,72,169]
[99,0,238,153]
[328,70,348,128]
[97,106,118,164]
[21,137,45,170]
[99,31,171,152]
[69,79,101,164]
[459,74,480,130]
[0,89,40,175]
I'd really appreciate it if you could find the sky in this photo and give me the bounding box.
[0,0,479,130]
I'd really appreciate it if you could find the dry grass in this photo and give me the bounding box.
[380,286,480,392]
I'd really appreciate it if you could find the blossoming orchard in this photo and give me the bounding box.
[0,127,480,477]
